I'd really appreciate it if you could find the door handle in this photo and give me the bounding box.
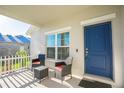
[85,51,88,57]
[85,48,88,57]
[85,48,88,51]
[86,51,88,53]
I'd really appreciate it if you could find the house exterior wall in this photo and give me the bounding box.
[0,43,30,57]
[0,43,21,56]
[120,6,124,87]
[23,43,30,54]
[30,6,124,87]
[30,30,45,59]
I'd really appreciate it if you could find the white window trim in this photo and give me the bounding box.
[80,13,116,26]
[46,26,71,60]
[47,46,55,48]
[45,26,71,35]
[55,33,58,60]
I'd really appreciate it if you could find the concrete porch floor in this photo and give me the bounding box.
[0,69,81,88]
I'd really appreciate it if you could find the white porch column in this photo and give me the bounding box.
[27,25,46,59]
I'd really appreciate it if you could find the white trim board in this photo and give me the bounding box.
[80,13,116,26]
[45,26,72,35]
[72,74,83,80]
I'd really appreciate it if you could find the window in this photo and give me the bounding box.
[57,32,69,46]
[47,47,55,58]
[46,32,70,60]
[57,47,69,60]
[47,34,55,47]
[46,34,55,59]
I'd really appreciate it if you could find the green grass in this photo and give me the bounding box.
[0,60,30,73]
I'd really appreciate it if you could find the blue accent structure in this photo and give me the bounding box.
[16,35,30,43]
[84,21,113,79]
[27,38,31,41]
[0,33,6,42]
[7,35,17,43]
[0,33,30,44]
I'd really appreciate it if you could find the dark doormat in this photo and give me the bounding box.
[79,79,112,88]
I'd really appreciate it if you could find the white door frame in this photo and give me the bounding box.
[80,13,116,85]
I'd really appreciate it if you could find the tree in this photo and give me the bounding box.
[16,49,27,56]
[16,49,29,67]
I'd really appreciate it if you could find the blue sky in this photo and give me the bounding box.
[0,15,30,36]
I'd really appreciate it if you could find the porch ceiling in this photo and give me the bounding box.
[0,5,91,27]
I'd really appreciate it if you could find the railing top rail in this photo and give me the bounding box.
[0,55,31,61]
[0,55,30,57]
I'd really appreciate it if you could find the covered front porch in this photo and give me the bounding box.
[0,5,124,87]
[0,55,81,88]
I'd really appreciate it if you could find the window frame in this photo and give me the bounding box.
[46,30,70,60]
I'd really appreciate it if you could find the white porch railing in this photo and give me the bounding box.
[0,55,31,76]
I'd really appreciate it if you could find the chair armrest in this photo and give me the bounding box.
[32,58,40,62]
[61,64,72,76]
[32,58,40,66]
[62,64,72,70]
[55,61,66,66]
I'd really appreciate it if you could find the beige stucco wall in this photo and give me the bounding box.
[120,6,124,87]
[30,6,124,87]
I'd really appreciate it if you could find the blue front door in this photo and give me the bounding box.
[84,21,113,79]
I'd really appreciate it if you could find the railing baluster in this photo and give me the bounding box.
[0,55,30,75]
[20,55,22,70]
[20,56,21,70]
[27,55,29,69]
[23,56,24,69]
[24,56,26,69]
[1,57,3,74]
[0,56,2,77]
[25,56,26,69]
[17,56,20,69]
[14,55,16,70]
[4,56,6,74]
[14,55,16,71]
[24,55,25,69]
[16,55,17,71]
[8,56,10,74]
[11,55,13,72]
[15,55,16,70]
[22,56,23,70]
[13,55,15,71]
[22,56,23,69]
[26,55,28,69]
[29,55,31,69]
